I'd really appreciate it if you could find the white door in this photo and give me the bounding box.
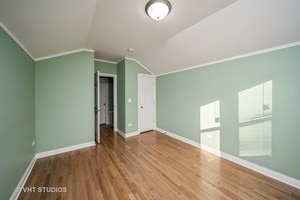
[138,74,156,132]
[94,71,100,143]
[100,78,107,124]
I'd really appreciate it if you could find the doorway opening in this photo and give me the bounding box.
[95,72,117,143]
[100,76,114,126]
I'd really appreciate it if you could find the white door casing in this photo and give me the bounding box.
[95,71,100,143]
[138,74,156,133]
[99,73,118,132]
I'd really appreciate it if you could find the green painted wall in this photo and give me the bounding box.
[117,60,126,133]
[0,27,35,199]
[125,59,151,133]
[116,59,150,134]
[157,46,300,179]
[95,60,117,74]
[35,51,94,152]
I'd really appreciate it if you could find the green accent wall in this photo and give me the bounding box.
[35,51,94,152]
[95,60,117,74]
[0,27,35,199]
[157,46,300,179]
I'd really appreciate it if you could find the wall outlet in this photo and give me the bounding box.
[128,123,132,127]
[128,98,132,103]
[32,140,35,147]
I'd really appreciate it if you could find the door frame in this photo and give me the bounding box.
[95,71,100,143]
[99,77,108,125]
[99,73,118,132]
[138,73,156,133]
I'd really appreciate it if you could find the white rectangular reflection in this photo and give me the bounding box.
[200,101,220,130]
[201,130,220,151]
[239,121,272,156]
[239,81,272,122]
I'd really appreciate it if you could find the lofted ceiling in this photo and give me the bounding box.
[0,0,300,75]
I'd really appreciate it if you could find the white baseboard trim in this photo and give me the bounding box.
[10,141,95,199]
[200,144,221,157]
[117,129,140,138]
[10,155,37,200]
[117,129,126,138]
[156,127,201,148]
[220,151,300,189]
[36,141,95,159]
[125,131,140,138]
[156,127,300,189]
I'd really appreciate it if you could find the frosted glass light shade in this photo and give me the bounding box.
[146,0,171,20]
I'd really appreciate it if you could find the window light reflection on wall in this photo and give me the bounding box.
[200,100,221,152]
[238,81,273,157]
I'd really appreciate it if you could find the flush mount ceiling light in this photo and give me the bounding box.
[145,0,172,20]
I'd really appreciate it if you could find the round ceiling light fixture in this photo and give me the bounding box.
[145,0,172,20]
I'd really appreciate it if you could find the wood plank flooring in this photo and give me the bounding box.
[19,125,300,200]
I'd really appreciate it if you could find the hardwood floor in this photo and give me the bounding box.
[19,125,300,200]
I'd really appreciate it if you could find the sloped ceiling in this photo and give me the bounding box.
[86,0,236,61]
[139,0,300,75]
[1,0,300,75]
[0,0,98,57]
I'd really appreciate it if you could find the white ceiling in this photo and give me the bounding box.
[86,0,236,61]
[139,0,300,75]
[1,0,300,75]
[0,0,98,58]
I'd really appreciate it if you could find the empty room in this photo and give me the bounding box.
[1,0,300,199]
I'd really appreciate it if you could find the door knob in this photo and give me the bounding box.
[140,106,143,109]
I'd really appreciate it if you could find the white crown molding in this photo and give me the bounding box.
[36,141,95,158]
[124,57,155,75]
[35,49,94,61]
[117,57,155,75]
[1,21,96,62]
[157,41,300,77]
[116,57,125,64]
[0,21,35,60]
[9,155,37,200]
[155,127,300,189]
[94,58,117,64]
